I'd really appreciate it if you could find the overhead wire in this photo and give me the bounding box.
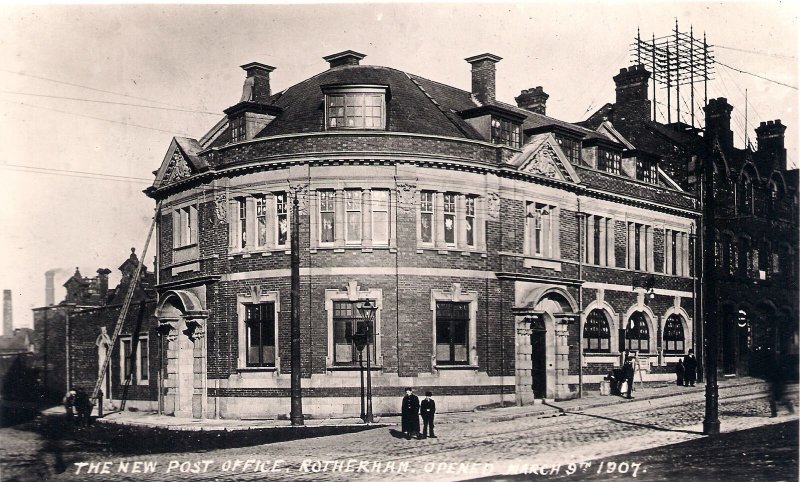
[0,90,220,115]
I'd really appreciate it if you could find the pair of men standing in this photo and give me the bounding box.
[401,388,435,439]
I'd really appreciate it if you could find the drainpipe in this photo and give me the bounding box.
[577,198,584,398]
[65,311,70,392]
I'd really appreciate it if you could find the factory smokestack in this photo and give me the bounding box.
[3,290,11,336]
[44,269,63,307]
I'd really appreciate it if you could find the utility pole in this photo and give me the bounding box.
[290,192,304,426]
[702,144,720,435]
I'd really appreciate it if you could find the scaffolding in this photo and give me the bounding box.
[632,20,715,128]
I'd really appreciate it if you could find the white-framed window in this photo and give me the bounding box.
[120,335,149,385]
[465,195,476,247]
[325,88,386,130]
[372,189,390,246]
[244,302,276,367]
[490,117,521,148]
[526,202,556,257]
[324,285,383,369]
[345,190,362,245]
[174,205,197,247]
[582,214,614,266]
[276,192,289,247]
[663,315,685,354]
[256,197,268,248]
[420,191,434,244]
[443,193,456,246]
[237,290,280,371]
[431,284,479,367]
[237,198,248,249]
[319,190,336,245]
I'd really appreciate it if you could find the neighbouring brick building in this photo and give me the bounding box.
[583,66,799,379]
[32,250,158,409]
[144,51,701,419]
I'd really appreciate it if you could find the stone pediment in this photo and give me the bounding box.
[151,137,206,189]
[508,133,580,184]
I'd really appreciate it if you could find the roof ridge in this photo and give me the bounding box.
[403,71,477,138]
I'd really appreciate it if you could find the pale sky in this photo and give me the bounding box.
[0,2,796,329]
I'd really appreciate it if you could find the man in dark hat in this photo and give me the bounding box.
[400,387,420,439]
[683,349,698,387]
[420,391,436,439]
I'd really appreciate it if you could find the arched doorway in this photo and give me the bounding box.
[155,289,208,418]
[513,283,578,403]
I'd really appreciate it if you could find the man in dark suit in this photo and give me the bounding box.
[623,354,635,399]
[420,391,436,438]
[683,349,698,387]
[400,388,420,439]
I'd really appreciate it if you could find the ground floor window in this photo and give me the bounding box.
[333,301,376,365]
[663,314,685,354]
[625,312,650,352]
[120,335,149,384]
[245,303,275,367]
[583,309,611,352]
[436,301,469,364]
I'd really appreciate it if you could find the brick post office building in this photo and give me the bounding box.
[147,51,699,419]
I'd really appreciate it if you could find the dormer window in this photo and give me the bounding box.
[598,149,622,175]
[323,86,387,130]
[636,158,657,184]
[231,115,246,143]
[555,135,581,164]
[491,117,521,148]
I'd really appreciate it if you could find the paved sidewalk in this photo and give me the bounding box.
[42,377,767,432]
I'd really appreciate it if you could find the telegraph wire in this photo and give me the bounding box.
[0,68,189,109]
[715,45,796,61]
[716,60,797,90]
[0,98,193,137]
[0,90,220,115]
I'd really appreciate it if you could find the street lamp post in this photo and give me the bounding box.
[357,300,377,423]
[352,326,367,422]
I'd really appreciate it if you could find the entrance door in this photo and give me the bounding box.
[530,319,547,399]
[737,323,750,376]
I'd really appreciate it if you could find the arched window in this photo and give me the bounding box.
[583,309,611,353]
[737,174,753,214]
[663,315,685,354]
[625,312,650,352]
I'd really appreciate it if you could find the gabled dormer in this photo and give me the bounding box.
[223,62,283,143]
[524,124,585,165]
[581,135,625,175]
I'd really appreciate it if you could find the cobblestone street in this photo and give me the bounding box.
[1,380,796,481]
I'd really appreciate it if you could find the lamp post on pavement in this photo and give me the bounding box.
[357,300,377,424]
[352,326,367,422]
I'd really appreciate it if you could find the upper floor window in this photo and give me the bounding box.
[665,229,689,276]
[256,197,268,247]
[583,214,614,267]
[737,175,753,214]
[663,315,685,354]
[238,199,248,248]
[231,115,245,143]
[598,150,621,175]
[556,135,581,164]
[372,190,390,246]
[325,88,386,129]
[636,158,658,184]
[345,190,362,245]
[230,192,291,252]
[319,190,336,244]
[420,191,434,244]
[443,193,456,246]
[174,205,197,247]
[491,117,521,148]
[526,202,557,258]
[245,303,276,367]
[276,193,288,247]
[627,222,653,272]
[583,309,611,353]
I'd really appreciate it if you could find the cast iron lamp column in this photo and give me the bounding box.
[352,327,367,422]
[357,300,377,423]
[701,150,720,435]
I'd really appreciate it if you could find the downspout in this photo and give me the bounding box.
[65,311,70,392]
[577,198,584,398]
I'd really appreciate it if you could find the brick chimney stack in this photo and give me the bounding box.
[704,97,734,150]
[239,62,275,104]
[323,50,366,69]
[3,290,11,336]
[515,86,549,115]
[96,268,112,300]
[756,120,787,172]
[45,271,56,306]
[613,64,651,123]
[466,53,502,105]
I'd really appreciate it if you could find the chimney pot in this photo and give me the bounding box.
[323,50,366,69]
[465,53,502,104]
[3,290,12,336]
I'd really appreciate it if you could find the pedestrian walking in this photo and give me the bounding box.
[400,387,420,439]
[683,349,698,387]
[74,389,91,427]
[420,391,436,439]
[62,390,76,422]
[675,359,685,387]
[622,354,635,399]
[767,351,795,417]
